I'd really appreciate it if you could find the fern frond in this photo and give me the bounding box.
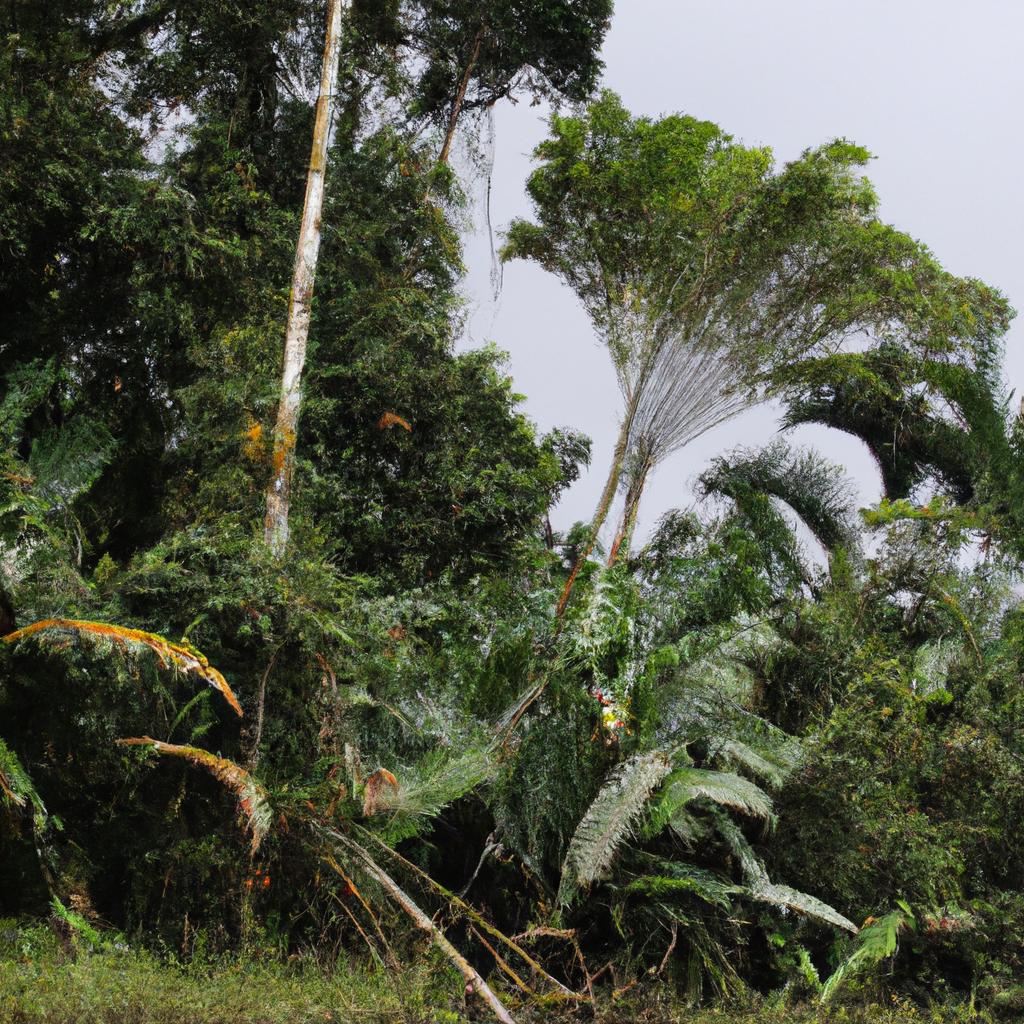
[716,738,794,789]
[660,767,775,823]
[0,736,45,823]
[3,619,242,716]
[623,869,739,909]
[752,882,859,934]
[370,748,493,844]
[821,908,913,1001]
[558,751,671,906]
[715,810,857,933]
[118,737,270,852]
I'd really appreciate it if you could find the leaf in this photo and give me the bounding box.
[371,748,493,843]
[362,768,399,817]
[821,908,913,1001]
[118,737,271,853]
[716,738,794,789]
[0,736,46,824]
[3,619,242,716]
[377,412,412,432]
[714,810,856,933]
[623,869,739,910]
[558,751,671,906]
[660,767,775,823]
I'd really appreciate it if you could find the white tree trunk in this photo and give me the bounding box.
[264,0,346,558]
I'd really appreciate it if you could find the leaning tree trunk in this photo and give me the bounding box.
[607,453,652,567]
[554,397,638,621]
[264,0,345,558]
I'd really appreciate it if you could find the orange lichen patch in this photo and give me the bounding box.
[2,619,243,717]
[118,737,271,853]
[376,412,412,432]
[241,416,264,462]
[362,767,399,817]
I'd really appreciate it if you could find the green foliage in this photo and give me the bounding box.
[3,5,1024,1015]
[822,905,916,1003]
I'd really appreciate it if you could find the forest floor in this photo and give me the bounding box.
[0,921,990,1024]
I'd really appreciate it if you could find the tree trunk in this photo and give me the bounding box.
[555,401,636,621]
[264,0,345,558]
[607,455,652,567]
[340,836,518,1024]
[437,26,484,166]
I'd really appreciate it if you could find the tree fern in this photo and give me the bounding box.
[557,751,671,906]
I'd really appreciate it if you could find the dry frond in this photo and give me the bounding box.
[377,412,412,432]
[3,619,242,717]
[117,737,270,852]
[362,768,399,817]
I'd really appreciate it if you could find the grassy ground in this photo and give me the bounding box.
[0,921,994,1024]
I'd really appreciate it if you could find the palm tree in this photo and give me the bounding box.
[503,91,1011,613]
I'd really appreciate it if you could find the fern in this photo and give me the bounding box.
[623,867,739,909]
[714,810,857,933]
[0,736,45,824]
[716,738,795,790]
[3,619,243,716]
[821,906,914,1002]
[558,751,671,906]
[369,747,494,844]
[118,738,271,853]
[658,767,775,823]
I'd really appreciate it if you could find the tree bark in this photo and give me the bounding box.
[264,0,345,558]
[607,455,652,567]
[555,400,636,621]
[437,26,484,166]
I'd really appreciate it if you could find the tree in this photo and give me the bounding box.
[384,0,612,164]
[264,0,346,557]
[503,91,1012,614]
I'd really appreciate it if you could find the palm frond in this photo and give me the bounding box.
[118,737,270,852]
[558,751,671,906]
[3,619,242,716]
[715,738,795,790]
[370,747,493,844]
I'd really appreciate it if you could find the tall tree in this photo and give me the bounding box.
[503,91,1011,613]
[264,0,346,557]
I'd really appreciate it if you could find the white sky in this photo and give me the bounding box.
[458,0,1024,546]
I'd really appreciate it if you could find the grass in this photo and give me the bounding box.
[0,921,998,1024]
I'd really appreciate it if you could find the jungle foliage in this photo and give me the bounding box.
[1,2,1023,1021]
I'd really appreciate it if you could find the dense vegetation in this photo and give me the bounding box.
[1,3,1022,1021]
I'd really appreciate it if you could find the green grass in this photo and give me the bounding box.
[0,921,466,1024]
[0,921,997,1024]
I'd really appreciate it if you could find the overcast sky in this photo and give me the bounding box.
[458,0,1024,547]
